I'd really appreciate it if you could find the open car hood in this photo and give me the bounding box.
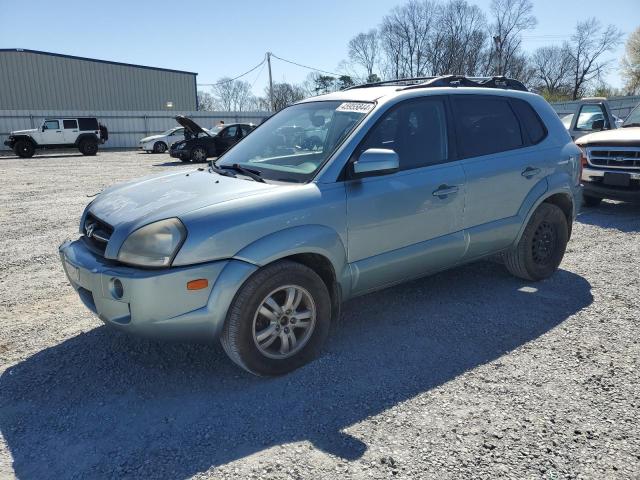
[174,116,209,136]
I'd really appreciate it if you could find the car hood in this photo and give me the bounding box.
[88,169,277,232]
[576,127,640,146]
[139,134,165,143]
[10,128,38,135]
[175,116,209,136]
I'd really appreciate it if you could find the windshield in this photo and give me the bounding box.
[162,127,181,136]
[216,101,373,182]
[622,103,640,127]
[209,126,223,135]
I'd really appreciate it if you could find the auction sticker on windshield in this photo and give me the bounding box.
[336,102,375,113]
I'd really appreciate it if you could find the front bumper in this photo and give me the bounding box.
[582,167,640,202]
[4,139,14,148]
[60,239,238,340]
[169,149,190,159]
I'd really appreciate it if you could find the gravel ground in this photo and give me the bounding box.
[0,150,638,480]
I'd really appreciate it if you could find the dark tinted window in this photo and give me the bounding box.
[452,96,523,158]
[510,98,546,144]
[63,119,78,129]
[78,118,99,131]
[359,97,448,170]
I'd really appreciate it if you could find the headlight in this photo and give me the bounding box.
[117,218,186,267]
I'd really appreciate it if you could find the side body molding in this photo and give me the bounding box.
[233,225,352,299]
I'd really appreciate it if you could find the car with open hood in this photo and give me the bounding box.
[59,75,581,376]
[576,101,640,206]
[169,116,255,162]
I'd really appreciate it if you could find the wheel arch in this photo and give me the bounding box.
[12,134,37,146]
[516,187,576,244]
[233,225,349,322]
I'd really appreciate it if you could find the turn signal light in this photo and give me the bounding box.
[187,279,208,290]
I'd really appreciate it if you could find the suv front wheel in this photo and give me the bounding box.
[221,260,331,376]
[504,203,568,281]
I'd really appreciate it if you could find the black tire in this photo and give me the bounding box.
[14,139,35,158]
[583,195,602,207]
[179,158,190,163]
[504,203,569,281]
[190,146,207,163]
[221,260,332,376]
[79,139,98,156]
[153,141,167,154]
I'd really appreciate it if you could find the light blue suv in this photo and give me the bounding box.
[60,76,582,375]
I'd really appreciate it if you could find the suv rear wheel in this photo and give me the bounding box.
[79,139,98,156]
[14,139,35,158]
[504,203,568,281]
[221,260,331,376]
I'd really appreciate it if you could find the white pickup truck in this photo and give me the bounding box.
[4,117,108,158]
[574,101,640,206]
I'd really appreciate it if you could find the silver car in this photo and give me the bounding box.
[60,76,582,376]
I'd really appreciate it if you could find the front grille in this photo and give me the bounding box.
[587,147,640,170]
[82,212,113,255]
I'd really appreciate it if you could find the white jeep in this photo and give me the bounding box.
[4,117,108,157]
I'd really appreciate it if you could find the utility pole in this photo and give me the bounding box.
[267,52,274,112]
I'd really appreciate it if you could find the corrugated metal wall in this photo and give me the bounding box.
[0,50,197,111]
[0,110,269,150]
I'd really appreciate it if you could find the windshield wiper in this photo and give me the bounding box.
[218,163,265,183]
[622,122,640,128]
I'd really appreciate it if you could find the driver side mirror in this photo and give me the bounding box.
[591,119,605,131]
[351,148,399,178]
[42,125,46,132]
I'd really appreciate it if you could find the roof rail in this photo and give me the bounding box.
[344,77,437,90]
[400,75,528,92]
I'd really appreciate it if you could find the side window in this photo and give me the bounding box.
[575,104,606,131]
[222,126,238,138]
[44,120,60,130]
[241,126,251,137]
[358,97,449,171]
[510,99,547,145]
[63,119,78,129]
[452,96,523,158]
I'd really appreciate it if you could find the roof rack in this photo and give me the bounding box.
[346,75,528,92]
[344,77,437,90]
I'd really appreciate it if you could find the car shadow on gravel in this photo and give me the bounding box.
[0,262,592,479]
[578,201,640,233]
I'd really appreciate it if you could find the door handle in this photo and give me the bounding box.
[432,185,459,197]
[521,166,541,178]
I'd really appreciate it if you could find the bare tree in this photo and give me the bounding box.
[211,78,256,112]
[530,45,573,98]
[196,91,216,111]
[348,29,379,78]
[258,82,307,112]
[566,18,622,100]
[488,0,536,76]
[621,26,640,95]
[379,0,435,79]
[429,0,488,76]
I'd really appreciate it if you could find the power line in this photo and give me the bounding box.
[270,53,340,77]
[197,55,266,87]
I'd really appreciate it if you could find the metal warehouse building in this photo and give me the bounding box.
[0,49,197,111]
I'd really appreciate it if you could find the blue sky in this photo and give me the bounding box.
[0,0,637,95]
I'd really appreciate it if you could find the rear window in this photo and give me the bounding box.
[510,98,547,144]
[452,96,523,158]
[78,118,99,131]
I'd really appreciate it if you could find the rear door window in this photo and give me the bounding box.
[63,119,78,129]
[452,96,523,158]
